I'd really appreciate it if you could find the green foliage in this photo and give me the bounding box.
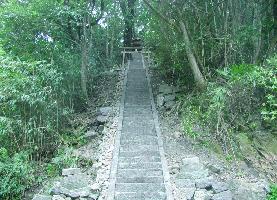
[182,58,277,154]
[46,147,78,177]
[0,56,66,157]
[267,185,277,200]
[0,149,35,200]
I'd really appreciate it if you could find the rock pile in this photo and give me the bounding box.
[173,156,232,200]
[156,84,181,109]
[33,168,100,200]
[85,107,114,140]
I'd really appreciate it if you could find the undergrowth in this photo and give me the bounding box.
[181,56,277,158]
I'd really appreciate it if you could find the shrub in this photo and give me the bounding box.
[0,148,35,200]
[182,57,277,154]
[0,56,68,158]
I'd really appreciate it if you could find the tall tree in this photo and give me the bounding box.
[120,0,136,46]
[142,0,206,89]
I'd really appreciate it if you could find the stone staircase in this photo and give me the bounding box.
[107,52,172,200]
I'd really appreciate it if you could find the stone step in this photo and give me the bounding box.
[118,156,161,163]
[118,161,162,170]
[120,145,159,152]
[120,135,158,142]
[122,122,155,132]
[125,101,151,107]
[119,150,160,157]
[115,192,167,200]
[123,115,153,122]
[116,176,164,183]
[117,169,163,179]
[123,109,152,116]
[120,138,158,145]
[115,183,166,193]
[124,105,152,111]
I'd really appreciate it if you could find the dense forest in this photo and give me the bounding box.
[0,0,276,199]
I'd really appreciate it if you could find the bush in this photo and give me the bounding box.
[0,56,68,158]
[0,148,35,200]
[182,57,277,154]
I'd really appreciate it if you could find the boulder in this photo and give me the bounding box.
[51,173,91,199]
[178,157,209,179]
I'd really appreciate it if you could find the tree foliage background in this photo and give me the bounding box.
[0,0,277,199]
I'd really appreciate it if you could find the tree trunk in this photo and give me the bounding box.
[120,0,136,46]
[179,21,206,89]
[81,18,89,100]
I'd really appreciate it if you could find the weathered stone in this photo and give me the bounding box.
[90,183,101,191]
[52,195,65,200]
[51,173,91,199]
[178,170,209,179]
[164,94,176,102]
[159,84,173,94]
[212,190,232,200]
[157,94,164,107]
[231,180,268,200]
[207,164,221,174]
[195,177,213,190]
[84,130,98,139]
[194,189,213,200]
[89,192,100,200]
[32,194,52,200]
[175,179,195,188]
[164,101,175,109]
[96,115,108,124]
[212,181,228,193]
[99,107,112,116]
[62,168,81,176]
[175,187,196,200]
[182,157,201,169]
[178,156,209,179]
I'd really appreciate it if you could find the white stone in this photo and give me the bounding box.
[62,168,81,176]
[157,94,164,107]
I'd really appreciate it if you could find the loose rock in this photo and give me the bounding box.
[99,107,112,116]
[212,181,228,193]
[212,190,232,200]
[62,168,81,176]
